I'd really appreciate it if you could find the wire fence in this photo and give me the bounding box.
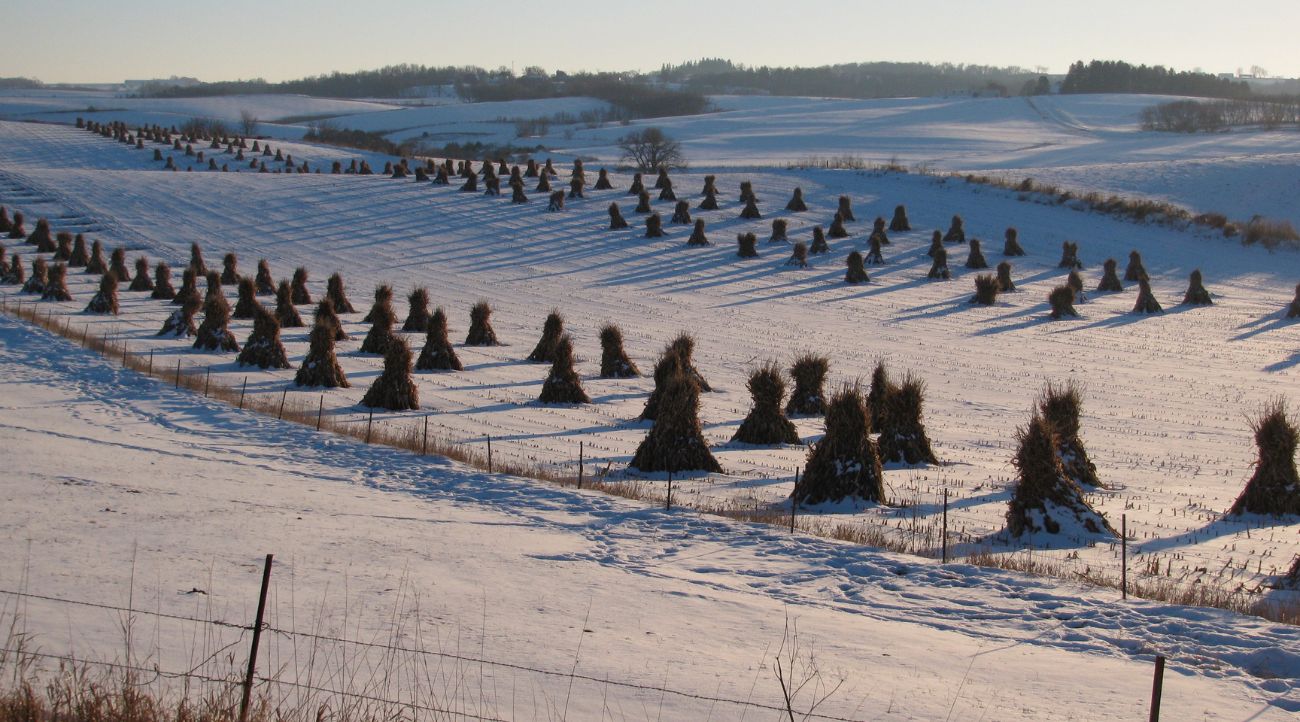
[0,584,868,722]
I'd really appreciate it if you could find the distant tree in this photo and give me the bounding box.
[1021,75,1051,96]
[617,127,685,172]
[239,109,259,137]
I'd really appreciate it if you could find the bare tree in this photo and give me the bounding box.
[239,109,259,137]
[772,613,845,722]
[617,127,685,172]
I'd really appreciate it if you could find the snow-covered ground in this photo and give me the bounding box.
[1,105,1299,718]
[2,314,1297,720]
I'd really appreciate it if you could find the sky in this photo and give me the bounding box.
[5,0,1298,84]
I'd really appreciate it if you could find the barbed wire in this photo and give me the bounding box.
[1,589,869,722]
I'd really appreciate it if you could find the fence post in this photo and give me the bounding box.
[147,349,153,375]
[239,554,273,722]
[422,414,430,455]
[942,488,949,563]
[486,434,493,473]
[238,377,248,409]
[277,389,287,420]
[1149,655,1165,722]
[577,441,584,488]
[316,395,324,431]
[174,359,182,388]
[365,409,374,443]
[1122,513,1128,600]
[790,468,799,533]
[665,471,673,511]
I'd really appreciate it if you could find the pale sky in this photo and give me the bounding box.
[5,0,1298,84]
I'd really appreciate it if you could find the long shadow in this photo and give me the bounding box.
[1264,352,1300,372]
[1233,313,1294,341]
[1134,512,1286,555]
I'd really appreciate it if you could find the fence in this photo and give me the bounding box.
[0,556,875,722]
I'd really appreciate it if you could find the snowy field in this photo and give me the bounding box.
[5,89,1296,226]
[1,107,1299,717]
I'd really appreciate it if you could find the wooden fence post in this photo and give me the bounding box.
[577,441,584,488]
[238,377,248,409]
[239,554,273,722]
[277,389,287,420]
[942,488,950,563]
[1122,513,1128,600]
[315,395,324,431]
[1149,655,1165,722]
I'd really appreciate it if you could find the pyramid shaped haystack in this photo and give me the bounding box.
[770,218,788,243]
[314,298,347,341]
[927,246,951,280]
[965,239,989,269]
[128,257,153,292]
[275,280,304,328]
[1049,285,1078,318]
[69,233,89,267]
[157,293,199,338]
[1007,413,1115,537]
[1038,382,1100,488]
[634,189,652,213]
[889,204,910,232]
[1133,277,1163,314]
[867,360,894,431]
[173,266,199,307]
[827,212,849,239]
[810,226,829,254]
[42,262,72,301]
[836,195,855,222]
[1097,258,1123,292]
[220,252,239,285]
[416,307,463,371]
[527,310,565,363]
[608,202,630,230]
[1003,227,1026,256]
[1229,401,1300,516]
[291,267,311,304]
[255,259,275,295]
[736,232,758,257]
[84,272,118,314]
[538,334,589,404]
[1058,241,1082,270]
[698,188,720,210]
[739,197,762,220]
[1124,250,1147,282]
[1182,269,1213,305]
[671,200,691,224]
[237,305,291,369]
[630,368,721,473]
[991,261,1013,292]
[645,213,665,238]
[22,257,48,295]
[733,363,800,445]
[403,287,431,332]
[786,187,808,212]
[599,324,639,378]
[786,353,829,417]
[188,242,207,275]
[54,231,72,261]
[793,385,885,505]
[943,215,965,244]
[594,168,614,190]
[877,374,939,465]
[687,219,709,246]
[362,284,393,323]
[294,321,348,388]
[232,276,261,319]
[787,242,808,268]
[971,274,999,305]
[109,247,131,285]
[845,250,869,284]
[361,337,419,410]
[359,286,397,355]
[327,272,355,314]
[27,218,54,252]
[194,290,239,352]
[465,300,500,346]
[641,334,711,421]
